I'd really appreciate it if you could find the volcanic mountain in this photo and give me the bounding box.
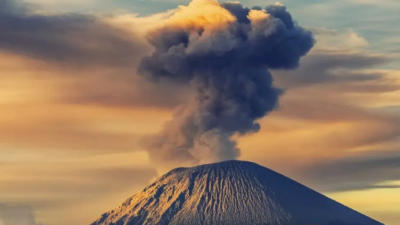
[91,160,383,225]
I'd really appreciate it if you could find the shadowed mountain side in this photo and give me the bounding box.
[91,161,383,225]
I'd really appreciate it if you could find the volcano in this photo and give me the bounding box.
[91,160,383,225]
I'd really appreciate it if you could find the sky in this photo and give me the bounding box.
[0,0,399,224]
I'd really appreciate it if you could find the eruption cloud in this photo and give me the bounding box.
[139,0,315,168]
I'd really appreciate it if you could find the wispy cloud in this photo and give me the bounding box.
[0,0,400,224]
[239,27,400,196]
[0,0,150,67]
[301,150,400,192]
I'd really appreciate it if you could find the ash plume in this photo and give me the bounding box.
[139,0,314,168]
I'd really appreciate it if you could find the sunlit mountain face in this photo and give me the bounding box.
[92,161,383,225]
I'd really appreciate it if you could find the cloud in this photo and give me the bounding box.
[309,27,369,51]
[236,27,400,194]
[1,166,157,200]
[0,101,169,154]
[0,1,398,225]
[301,150,400,192]
[273,52,395,92]
[0,0,149,68]
[291,27,394,89]
[0,204,43,225]
[58,71,190,109]
[0,0,186,110]
[0,0,182,155]
[345,0,400,7]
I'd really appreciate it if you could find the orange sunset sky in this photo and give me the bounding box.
[0,0,400,224]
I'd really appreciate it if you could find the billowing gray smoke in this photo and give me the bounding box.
[139,0,314,168]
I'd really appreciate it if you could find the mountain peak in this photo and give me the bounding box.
[92,160,383,225]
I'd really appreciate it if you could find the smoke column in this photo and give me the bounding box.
[139,0,314,168]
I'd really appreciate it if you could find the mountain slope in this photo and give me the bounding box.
[91,160,383,225]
